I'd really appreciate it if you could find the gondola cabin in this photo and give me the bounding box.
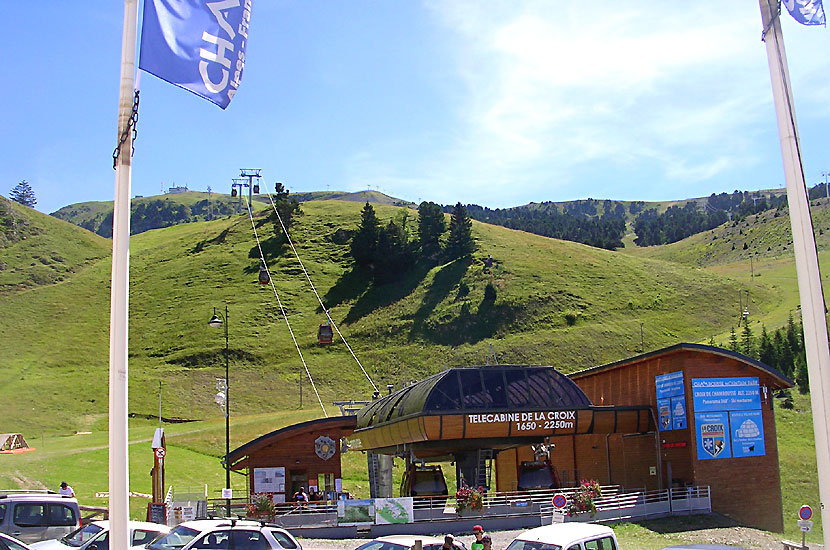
[317,323,333,345]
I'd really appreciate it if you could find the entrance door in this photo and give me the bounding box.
[289,470,306,497]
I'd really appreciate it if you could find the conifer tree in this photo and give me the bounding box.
[417,201,446,256]
[795,357,810,394]
[446,202,474,259]
[728,327,739,352]
[740,322,754,357]
[351,202,380,268]
[10,180,36,208]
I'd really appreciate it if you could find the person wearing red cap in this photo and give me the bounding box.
[471,525,491,550]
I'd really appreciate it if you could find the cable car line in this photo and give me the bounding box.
[264,190,379,394]
[243,196,328,417]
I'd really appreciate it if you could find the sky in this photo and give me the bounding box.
[2,2,830,215]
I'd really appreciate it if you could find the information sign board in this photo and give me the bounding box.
[695,411,731,460]
[656,372,687,431]
[730,410,765,458]
[691,377,761,412]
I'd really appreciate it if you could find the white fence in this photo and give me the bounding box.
[542,486,711,523]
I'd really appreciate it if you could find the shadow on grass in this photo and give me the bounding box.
[632,513,740,534]
[341,262,434,324]
[411,258,470,327]
[411,299,518,345]
[167,348,260,368]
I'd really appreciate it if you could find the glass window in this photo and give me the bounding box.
[232,530,270,550]
[192,530,230,549]
[0,503,5,522]
[62,524,104,547]
[268,530,298,549]
[3,536,31,550]
[567,545,581,550]
[148,525,200,550]
[459,370,486,408]
[426,373,462,411]
[505,368,531,407]
[505,540,562,550]
[583,537,616,550]
[355,542,385,550]
[133,530,165,547]
[13,503,45,527]
[480,369,508,409]
[48,504,77,526]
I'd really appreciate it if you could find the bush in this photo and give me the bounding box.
[566,480,602,517]
[455,486,485,513]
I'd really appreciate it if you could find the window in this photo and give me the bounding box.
[269,530,298,549]
[566,545,581,550]
[192,530,230,549]
[48,504,77,526]
[505,541,562,550]
[13,504,45,527]
[2,536,30,550]
[63,523,104,545]
[232,530,270,550]
[459,370,486,408]
[133,530,164,546]
[0,504,5,522]
[583,537,616,550]
[148,525,200,550]
[480,369,508,408]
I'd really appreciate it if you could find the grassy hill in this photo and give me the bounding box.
[0,195,824,542]
[0,199,783,436]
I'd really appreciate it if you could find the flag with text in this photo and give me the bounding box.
[783,0,825,26]
[139,0,252,109]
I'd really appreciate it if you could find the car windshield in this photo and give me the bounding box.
[147,525,200,550]
[355,542,409,550]
[506,540,562,550]
[61,524,104,547]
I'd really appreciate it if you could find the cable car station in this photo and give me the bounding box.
[228,343,793,533]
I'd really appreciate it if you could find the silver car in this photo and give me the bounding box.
[147,519,301,550]
[31,520,169,550]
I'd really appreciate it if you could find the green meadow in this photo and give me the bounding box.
[0,194,826,543]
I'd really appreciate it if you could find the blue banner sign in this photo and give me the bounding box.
[656,371,686,431]
[695,411,731,460]
[656,371,684,399]
[730,410,765,458]
[691,377,761,412]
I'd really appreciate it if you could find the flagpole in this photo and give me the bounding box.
[110,0,138,547]
[759,0,830,545]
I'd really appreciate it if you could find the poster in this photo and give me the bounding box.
[375,497,414,524]
[337,499,374,525]
[695,411,731,460]
[730,409,765,458]
[655,371,686,431]
[253,467,286,494]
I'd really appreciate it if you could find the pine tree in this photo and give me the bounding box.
[417,201,446,256]
[740,322,754,357]
[795,356,810,394]
[351,202,380,268]
[446,202,474,259]
[10,180,36,208]
[758,326,776,367]
[728,327,739,352]
[374,220,414,284]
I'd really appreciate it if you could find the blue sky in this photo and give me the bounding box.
[3,2,830,215]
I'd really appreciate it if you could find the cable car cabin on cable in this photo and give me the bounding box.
[318,323,333,345]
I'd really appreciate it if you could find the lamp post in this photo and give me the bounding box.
[208,306,231,517]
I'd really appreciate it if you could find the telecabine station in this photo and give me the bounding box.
[227,343,792,532]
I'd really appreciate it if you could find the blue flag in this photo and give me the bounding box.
[783,0,825,26]
[139,0,252,109]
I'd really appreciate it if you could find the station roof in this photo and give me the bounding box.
[356,365,593,431]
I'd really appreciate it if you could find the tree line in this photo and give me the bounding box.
[350,201,474,284]
[721,313,810,399]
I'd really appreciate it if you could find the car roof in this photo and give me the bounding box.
[177,519,281,531]
[87,520,170,531]
[372,535,449,545]
[513,523,615,545]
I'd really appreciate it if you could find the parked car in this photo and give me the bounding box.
[0,492,81,544]
[147,519,301,550]
[0,532,35,550]
[356,535,467,550]
[30,520,169,550]
[506,523,618,550]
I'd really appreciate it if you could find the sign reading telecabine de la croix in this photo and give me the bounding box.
[655,371,687,431]
[691,377,765,460]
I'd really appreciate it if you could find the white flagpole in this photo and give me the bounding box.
[110,0,138,547]
[759,0,830,545]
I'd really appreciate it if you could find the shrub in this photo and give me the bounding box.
[566,480,602,517]
[455,486,485,513]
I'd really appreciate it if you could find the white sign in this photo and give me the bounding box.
[253,467,286,493]
[221,488,233,499]
[798,520,813,532]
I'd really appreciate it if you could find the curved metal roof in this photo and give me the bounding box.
[356,365,592,430]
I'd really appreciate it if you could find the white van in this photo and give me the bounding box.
[506,523,618,550]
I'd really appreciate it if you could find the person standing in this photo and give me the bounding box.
[58,481,75,497]
[441,535,455,550]
[471,525,491,550]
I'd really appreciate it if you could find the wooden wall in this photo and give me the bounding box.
[571,348,785,532]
